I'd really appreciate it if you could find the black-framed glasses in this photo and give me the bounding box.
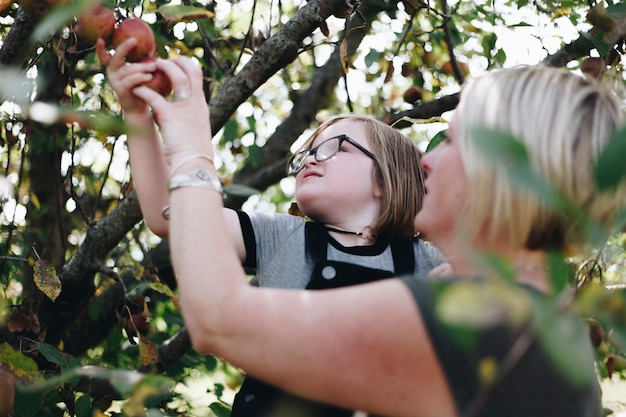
[287,134,377,175]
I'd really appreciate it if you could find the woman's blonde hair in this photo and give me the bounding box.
[294,114,425,241]
[455,65,626,251]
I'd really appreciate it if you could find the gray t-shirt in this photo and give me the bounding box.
[237,211,446,288]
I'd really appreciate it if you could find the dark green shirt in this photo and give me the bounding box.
[403,275,602,417]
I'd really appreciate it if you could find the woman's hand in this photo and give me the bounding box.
[96,38,156,115]
[131,57,214,172]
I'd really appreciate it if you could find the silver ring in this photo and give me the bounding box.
[172,90,191,102]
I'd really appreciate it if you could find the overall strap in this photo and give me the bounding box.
[390,239,415,275]
[305,221,329,261]
[308,222,415,275]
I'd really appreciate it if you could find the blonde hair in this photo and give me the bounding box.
[455,65,626,251]
[294,114,425,241]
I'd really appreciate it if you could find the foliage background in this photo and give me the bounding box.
[0,0,626,415]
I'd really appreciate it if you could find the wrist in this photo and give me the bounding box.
[124,108,152,122]
[124,110,156,136]
[169,168,223,194]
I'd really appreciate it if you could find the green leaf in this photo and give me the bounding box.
[508,22,534,27]
[574,285,626,350]
[223,184,260,198]
[209,401,232,417]
[103,369,146,396]
[75,394,93,417]
[37,342,69,367]
[37,342,80,371]
[14,385,45,417]
[436,281,533,330]
[534,299,597,388]
[0,343,39,382]
[247,115,257,133]
[364,49,381,68]
[32,1,90,43]
[157,5,216,23]
[222,119,240,144]
[546,252,570,294]
[248,144,262,168]
[607,2,626,19]
[593,124,626,192]
[148,282,176,298]
[425,130,446,153]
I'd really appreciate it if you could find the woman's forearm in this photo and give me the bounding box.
[168,160,247,348]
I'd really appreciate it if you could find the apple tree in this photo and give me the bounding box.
[0,0,626,415]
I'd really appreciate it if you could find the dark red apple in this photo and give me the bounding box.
[141,58,173,97]
[75,3,117,45]
[112,18,156,62]
[581,57,604,78]
[403,86,422,104]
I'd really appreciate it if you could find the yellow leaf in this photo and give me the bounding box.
[33,259,62,302]
[340,36,351,74]
[552,7,572,20]
[29,193,41,210]
[138,334,158,366]
[171,295,181,310]
[587,5,615,33]
[148,282,175,298]
[478,356,498,384]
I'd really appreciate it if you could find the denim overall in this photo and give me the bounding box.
[230,222,415,417]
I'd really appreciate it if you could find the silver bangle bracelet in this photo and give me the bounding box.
[168,169,223,195]
[163,170,224,221]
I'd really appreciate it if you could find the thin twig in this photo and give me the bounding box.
[440,0,465,84]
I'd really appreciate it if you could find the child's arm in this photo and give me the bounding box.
[96,39,246,261]
[96,38,171,236]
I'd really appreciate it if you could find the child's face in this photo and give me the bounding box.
[294,120,381,223]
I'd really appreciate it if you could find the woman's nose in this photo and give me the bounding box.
[420,151,433,173]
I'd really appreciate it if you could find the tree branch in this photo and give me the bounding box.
[0,9,36,67]
[224,0,381,209]
[208,0,349,134]
[541,33,595,67]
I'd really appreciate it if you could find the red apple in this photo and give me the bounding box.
[75,3,117,45]
[141,58,173,97]
[581,57,604,78]
[0,371,15,417]
[112,18,156,62]
[441,60,469,77]
[403,86,422,104]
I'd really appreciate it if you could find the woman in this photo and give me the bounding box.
[130,58,625,415]
[97,40,447,416]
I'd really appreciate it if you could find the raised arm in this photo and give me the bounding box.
[132,56,457,417]
[96,39,246,261]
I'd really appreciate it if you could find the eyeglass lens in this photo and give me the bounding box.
[289,137,342,174]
